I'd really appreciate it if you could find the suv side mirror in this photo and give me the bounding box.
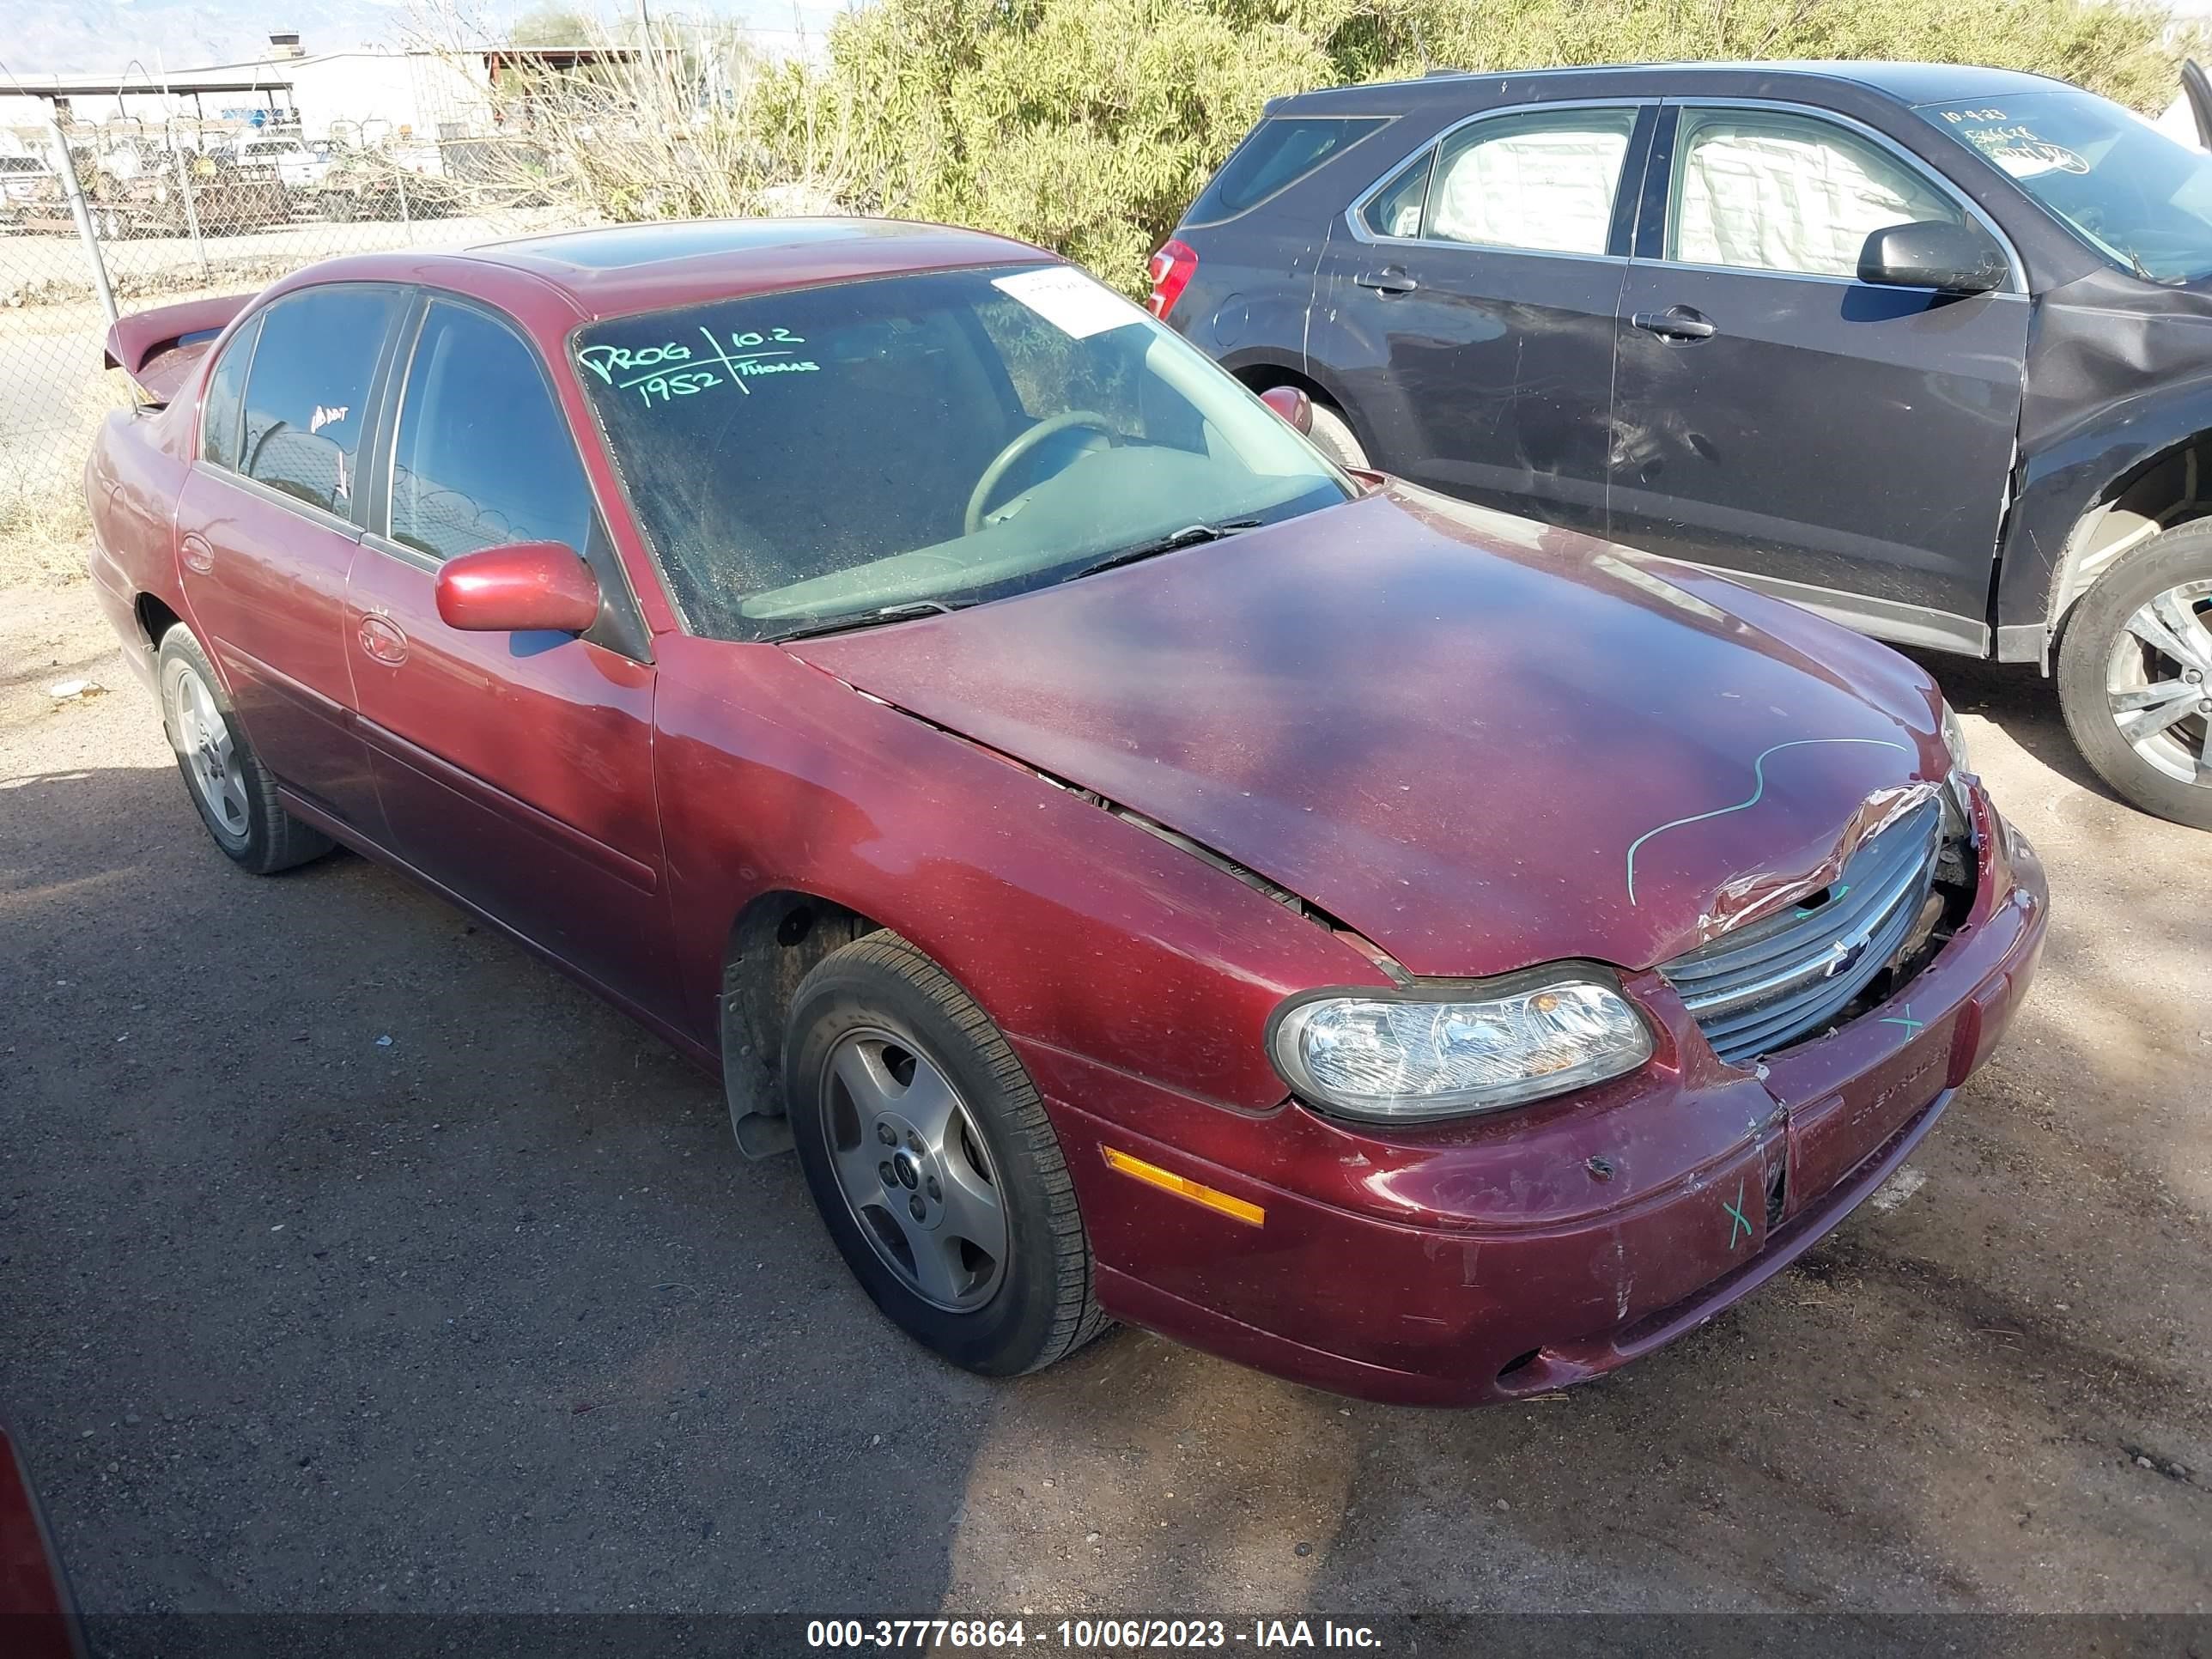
[1857,221,2008,295]
[1259,384,1314,435]
[435,541,599,634]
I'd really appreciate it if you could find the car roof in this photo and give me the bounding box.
[1273,59,2073,114]
[458,216,1053,319]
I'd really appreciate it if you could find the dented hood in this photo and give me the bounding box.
[788,484,1952,978]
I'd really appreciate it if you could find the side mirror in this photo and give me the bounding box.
[1857,221,2008,295]
[434,541,599,634]
[1259,384,1314,435]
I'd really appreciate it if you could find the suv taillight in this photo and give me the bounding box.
[1146,239,1198,320]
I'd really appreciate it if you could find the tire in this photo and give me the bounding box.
[2056,521,2212,830]
[785,933,1107,1376]
[156,628,335,873]
[1304,398,1370,471]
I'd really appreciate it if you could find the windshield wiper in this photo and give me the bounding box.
[1070,520,1263,581]
[768,599,963,643]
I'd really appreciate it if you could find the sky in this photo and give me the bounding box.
[0,0,849,76]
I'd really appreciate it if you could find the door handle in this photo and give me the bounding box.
[1354,267,1419,295]
[356,612,409,667]
[179,532,214,574]
[1632,307,1717,342]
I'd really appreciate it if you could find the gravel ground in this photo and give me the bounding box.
[1,577,2206,1619]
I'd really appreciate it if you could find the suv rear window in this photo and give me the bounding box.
[1186,117,1387,225]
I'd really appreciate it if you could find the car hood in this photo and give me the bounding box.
[787,483,1951,979]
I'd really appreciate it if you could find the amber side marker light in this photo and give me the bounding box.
[1100,1146,1265,1227]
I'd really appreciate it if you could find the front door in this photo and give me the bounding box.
[1308,102,1653,536]
[345,296,676,1019]
[1608,103,2032,653]
[174,284,404,834]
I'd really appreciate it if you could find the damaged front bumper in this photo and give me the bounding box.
[1024,782,2047,1407]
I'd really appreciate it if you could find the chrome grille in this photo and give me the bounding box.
[1660,800,1943,1066]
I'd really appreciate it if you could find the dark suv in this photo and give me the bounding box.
[1153,61,2212,829]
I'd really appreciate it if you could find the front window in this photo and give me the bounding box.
[1917,89,2212,283]
[235,285,398,514]
[390,301,594,562]
[1669,108,1962,278]
[573,264,1350,640]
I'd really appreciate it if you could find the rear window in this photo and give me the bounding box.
[238,285,399,515]
[1186,116,1388,225]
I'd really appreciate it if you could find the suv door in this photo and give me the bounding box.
[345,295,676,1018]
[1307,101,1654,535]
[1609,102,2031,652]
[173,283,404,836]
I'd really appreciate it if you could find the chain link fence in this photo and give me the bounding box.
[1,111,588,566]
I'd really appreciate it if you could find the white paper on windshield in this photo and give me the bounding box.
[992,267,1141,339]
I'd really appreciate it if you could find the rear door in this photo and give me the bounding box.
[344,295,676,1018]
[1307,100,1654,535]
[173,283,405,835]
[1607,101,2031,652]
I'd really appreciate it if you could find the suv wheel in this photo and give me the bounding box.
[1303,398,1369,471]
[2056,521,2212,830]
[785,933,1108,1376]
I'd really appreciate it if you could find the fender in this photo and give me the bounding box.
[1218,343,1306,385]
[1216,343,1362,416]
[1996,276,2212,658]
[1218,346,1371,451]
[650,635,1391,1116]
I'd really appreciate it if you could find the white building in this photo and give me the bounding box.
[0,32,632,149]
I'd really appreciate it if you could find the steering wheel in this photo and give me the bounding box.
[964,411,1118,535]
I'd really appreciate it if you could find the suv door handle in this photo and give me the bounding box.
[1354,267,1419,295]
[1631,307,1717,342]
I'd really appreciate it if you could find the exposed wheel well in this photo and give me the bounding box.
[135,592,181,647]
[719,890,884,1146]
[1231,362,1340,413]
[2054,434,2212,631]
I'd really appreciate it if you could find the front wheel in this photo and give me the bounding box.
[785,933,1107,1376]
[157,628,334,872]
[2056,523,2212,830]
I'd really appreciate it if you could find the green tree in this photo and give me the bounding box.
[802,0,2192,289]
[497,0,2197,291]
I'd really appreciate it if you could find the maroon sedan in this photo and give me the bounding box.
[85,219,2046,1405]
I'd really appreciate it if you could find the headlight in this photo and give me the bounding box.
[1939,697,1970,775]
[1270,975,1653,1124]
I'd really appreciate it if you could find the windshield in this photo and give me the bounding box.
[572,264,1350,640]
[1917,89,2212,283]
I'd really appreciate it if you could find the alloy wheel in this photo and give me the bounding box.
[2106,577,2212,787]
[169,659,250,842]
[818,1025,1007,1313]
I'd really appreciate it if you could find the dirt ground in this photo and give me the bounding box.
[1,574,2205,1619]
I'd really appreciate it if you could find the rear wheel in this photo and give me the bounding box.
[1304,398,1370,471]
[156,628,334,872]
[2056,522,2212,830]
[785,933,1107,1376]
